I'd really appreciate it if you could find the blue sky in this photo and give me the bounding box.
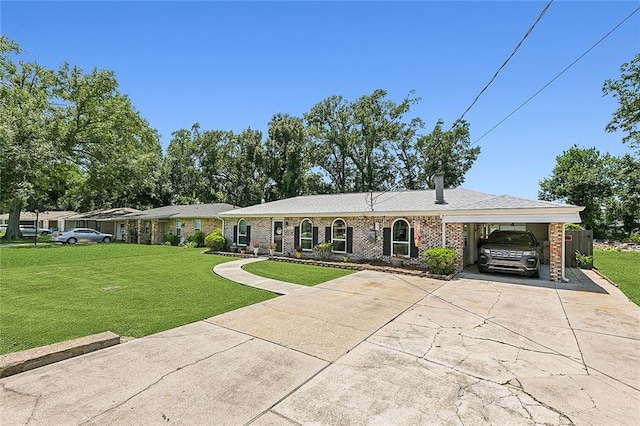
[3,1,639,199]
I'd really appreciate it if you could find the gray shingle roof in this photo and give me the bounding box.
[67,207,141,220]
[218,189,580,217]
[124,203,237,219]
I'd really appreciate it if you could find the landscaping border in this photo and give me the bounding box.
[210,251,453,280]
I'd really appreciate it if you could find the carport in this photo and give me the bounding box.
[443,206,584,282]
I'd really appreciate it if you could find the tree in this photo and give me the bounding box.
[196,129,232,203]
[218,128,267,207]
[603,53,640,154]
[264,113,313,201]
[605,154,640,236]
[0,36,56,239]
[163,124,205,205]
[539,145,615,237]
[305,95,356,193]
[414,119,480,188]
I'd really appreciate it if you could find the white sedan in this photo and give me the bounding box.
[52,228,112,244]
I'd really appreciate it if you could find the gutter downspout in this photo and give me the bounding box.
[561,224,568,282]
[441,215,446,247]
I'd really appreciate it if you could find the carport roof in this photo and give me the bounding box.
[217,188,583,219]
[123,203,237,220]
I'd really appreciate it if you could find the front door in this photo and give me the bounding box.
[273,221,284,253]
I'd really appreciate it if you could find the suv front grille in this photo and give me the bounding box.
[490,250,523,259]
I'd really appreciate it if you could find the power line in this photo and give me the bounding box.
[451,0,554,129]
[472,5,640,145]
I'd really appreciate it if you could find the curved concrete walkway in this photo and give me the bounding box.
[213,257,309,295]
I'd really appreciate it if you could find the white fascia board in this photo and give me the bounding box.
[442,213,582,223]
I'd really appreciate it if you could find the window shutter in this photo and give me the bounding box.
[346,227,353,253]
[410,227,418,258]
[312,227,319,247]
[233,225,238,244]
[294,226,300,248]
[246,226,251,243]
[325,226,331,243]
[383,227,391,256]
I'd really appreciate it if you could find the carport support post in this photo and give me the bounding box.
[549,223,564,282]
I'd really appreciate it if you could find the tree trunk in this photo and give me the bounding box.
[3,201,23,240]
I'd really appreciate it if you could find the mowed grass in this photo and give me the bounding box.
[242,260,355,286]
[594,249,640,305]
[0,244,276,354]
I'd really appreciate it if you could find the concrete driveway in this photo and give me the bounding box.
[1,263,639,425]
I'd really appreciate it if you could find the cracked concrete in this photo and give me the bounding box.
[1,263,638,425]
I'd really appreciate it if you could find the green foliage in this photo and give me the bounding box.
[423,247,458,275]
[629,232,640,244]
[313,242,333,261]
[564,223,583,230]
[539,145,615,238]
[0,244,275,354]
[188,230,205,248]
[575,251,593,265]
[183,241,198,249]
[205,228,226,251]
[163,234,179,246]
[603,53,640,153]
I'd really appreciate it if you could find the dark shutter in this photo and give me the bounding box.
[233,225,238,244]
[325,226,331,243]
[383,227,391,256]
[294,226,300,248]
[410,227,418,258]
[312,227,319,247]
[346,227,353,253]
[246,226,251,243]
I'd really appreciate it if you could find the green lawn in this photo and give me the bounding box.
[594,249,640,305]
[0,244,276,354]
[242,260,355,286]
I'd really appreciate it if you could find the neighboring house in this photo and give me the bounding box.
[218,178,583,282]
[122,203,236,245]
[0,211,77,232]
[65,208,141,240]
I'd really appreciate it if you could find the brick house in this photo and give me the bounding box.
[217,182,583,282]
[122,203,236,245]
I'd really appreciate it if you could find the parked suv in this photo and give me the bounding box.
[478,230,541,278]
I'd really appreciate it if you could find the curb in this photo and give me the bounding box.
[0,331,120,378]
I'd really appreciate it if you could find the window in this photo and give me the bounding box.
[194,219,202,232]
[176,220,182,237]
[300,219,313,251]
[332,219,346,252]
[238,219,248,245]
[392,219,410,256]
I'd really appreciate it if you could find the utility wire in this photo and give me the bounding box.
[472,5,640,145]
[451,0,554,129]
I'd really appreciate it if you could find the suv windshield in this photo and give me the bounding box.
[486,231,535,247]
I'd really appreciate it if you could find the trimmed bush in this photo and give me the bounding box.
[163,234,180,246]
[188,230,205,247]
[313,242,333,261]
[205,228,226,251]
[423,247,457,275]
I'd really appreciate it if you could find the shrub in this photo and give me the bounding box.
[423,247,457,275]
[188,230,205,247]
[163,234,180,246]
[313,242,333,261]
[630,232,640,244]
[183,241,198,249]
[205,228,226,251]
[564,223,583,230]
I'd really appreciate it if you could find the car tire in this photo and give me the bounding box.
[478,265,487,273]
[102,237,111,244]
[67,238,77,245]
[531,268,540,279]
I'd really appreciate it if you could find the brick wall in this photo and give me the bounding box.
[549,222,563,282]
[224,215,465,271]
